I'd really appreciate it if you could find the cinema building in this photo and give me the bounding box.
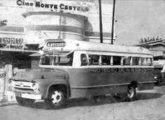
[0,0,114,70]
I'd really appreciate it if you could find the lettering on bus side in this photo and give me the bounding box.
[87,68,154,73]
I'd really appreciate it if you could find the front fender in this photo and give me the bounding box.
[39,79,70,99]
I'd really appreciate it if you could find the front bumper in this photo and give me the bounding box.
[15,92,42,100]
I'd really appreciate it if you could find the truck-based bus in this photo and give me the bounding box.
[10,39,156,108]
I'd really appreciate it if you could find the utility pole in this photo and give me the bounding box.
[58,12,62,39]
[111,0,116,44]
[98,0,103,43]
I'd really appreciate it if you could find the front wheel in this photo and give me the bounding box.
[45,89,66,109]
[126,86,136,101]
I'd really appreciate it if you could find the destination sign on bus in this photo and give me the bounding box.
[47,41,66,47]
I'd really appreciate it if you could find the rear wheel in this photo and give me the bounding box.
[16,96,35,106]
[45,88,66,109]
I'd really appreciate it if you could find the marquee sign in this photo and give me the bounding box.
[16,0,90,13]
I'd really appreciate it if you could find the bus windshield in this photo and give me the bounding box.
[40,53,73,66]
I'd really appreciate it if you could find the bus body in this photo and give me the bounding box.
[10,39,156,108]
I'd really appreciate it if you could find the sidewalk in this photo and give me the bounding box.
[0,100,17,107]
[0,91,17,107]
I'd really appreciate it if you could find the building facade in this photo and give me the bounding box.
[0,0,115,69]
[137,38,165,68]
[138,39,165,60]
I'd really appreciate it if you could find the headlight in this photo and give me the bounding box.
[32,82,40,93]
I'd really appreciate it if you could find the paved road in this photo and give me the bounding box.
[0,86,165,120]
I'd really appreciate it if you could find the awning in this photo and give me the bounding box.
[0,48,38,53]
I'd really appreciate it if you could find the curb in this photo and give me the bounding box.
[0,101,17,107]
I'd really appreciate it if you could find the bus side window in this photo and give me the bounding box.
[123,56,131,65]
[67,53,73,66]
[132,57,140,65]
[141,57,146,65]
[113,56,122,65]
[150,58,153,66]
[102,55,111,65]
[89,55,100,65]
[81,54,88,66]
[146,58,152,66]
[141,58,153,66]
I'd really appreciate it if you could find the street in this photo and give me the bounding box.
[0,86,165,120]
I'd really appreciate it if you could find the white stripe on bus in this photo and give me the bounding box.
[71,81,156,89]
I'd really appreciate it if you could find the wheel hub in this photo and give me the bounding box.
[51,91,62,104]
[128,88,134,98]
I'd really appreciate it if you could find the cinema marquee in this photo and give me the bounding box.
[16,0,89,12]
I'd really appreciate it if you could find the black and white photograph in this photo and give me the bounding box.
[0,0,165,120]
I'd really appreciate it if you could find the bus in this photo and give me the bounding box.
[10,39,157,108]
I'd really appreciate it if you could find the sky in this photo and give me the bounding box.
[0,0,165,45]
[115,0,165,45]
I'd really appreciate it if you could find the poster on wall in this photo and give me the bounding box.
[0,34,24,51]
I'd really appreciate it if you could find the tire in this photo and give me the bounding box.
[126,86,136,101]
[45,88,66,109]
[16,96,35,106]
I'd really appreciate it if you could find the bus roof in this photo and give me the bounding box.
[43,39,152,56]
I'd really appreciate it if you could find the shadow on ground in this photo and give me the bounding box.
[136,92,162,100]
[21,92,163,110]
